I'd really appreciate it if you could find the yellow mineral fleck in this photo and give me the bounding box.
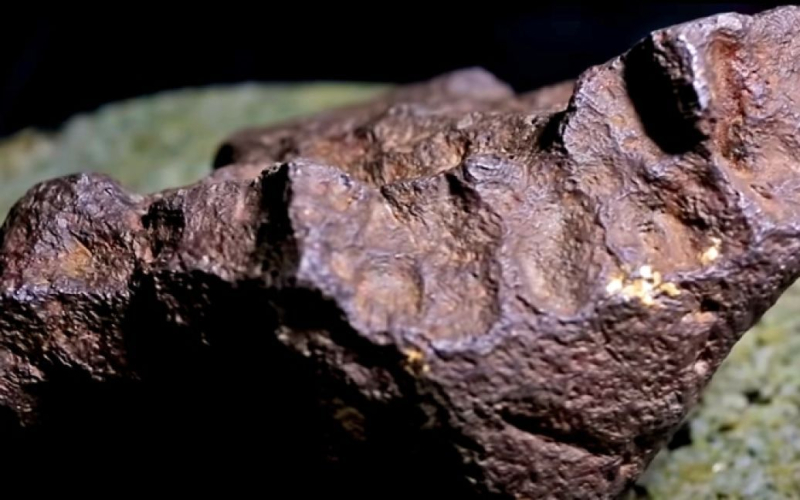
[701,237,722,265]
[405,348,424,364]
[403,348,430,374]
[605,276,624,294]
[658,282,681,297]
[605,265,680,306]
[640,294,655,306]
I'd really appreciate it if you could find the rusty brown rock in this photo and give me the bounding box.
[2,6,800,498]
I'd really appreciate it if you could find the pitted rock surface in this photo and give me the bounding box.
[2,7,800,499]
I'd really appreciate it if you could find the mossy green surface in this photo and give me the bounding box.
[1,84,798,498]
[0,83,385,217]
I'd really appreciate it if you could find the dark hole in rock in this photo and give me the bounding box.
[667,422,693,450]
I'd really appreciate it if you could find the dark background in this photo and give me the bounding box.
[0,4,783,138]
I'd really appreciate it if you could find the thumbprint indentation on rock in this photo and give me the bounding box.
[624,35,709,155]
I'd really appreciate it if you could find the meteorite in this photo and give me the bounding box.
[2,6,800,499]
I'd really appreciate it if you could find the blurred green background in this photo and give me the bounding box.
[0,85,797,499]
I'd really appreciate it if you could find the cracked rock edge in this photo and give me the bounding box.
[1,6,800,499]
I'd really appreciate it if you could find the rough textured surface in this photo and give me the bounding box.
[2,7,800,498]
[637,285,800,498]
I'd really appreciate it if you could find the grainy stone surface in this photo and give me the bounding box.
[1,7,800,499]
